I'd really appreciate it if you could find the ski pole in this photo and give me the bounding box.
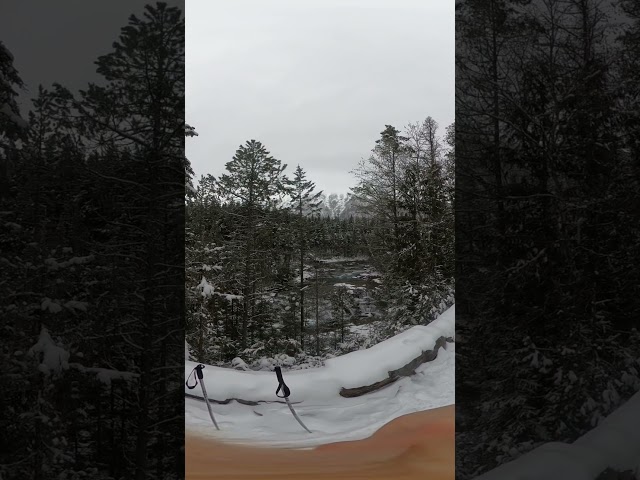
[274,366,312,433]
[186,364,219,430]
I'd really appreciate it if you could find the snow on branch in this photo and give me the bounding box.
[28,326,70,376]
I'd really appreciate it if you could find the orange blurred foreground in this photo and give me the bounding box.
[185,404,454,480]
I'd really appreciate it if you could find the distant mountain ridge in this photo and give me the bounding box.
[318,192,363,219]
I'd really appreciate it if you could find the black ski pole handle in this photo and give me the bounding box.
[274,366,291,398]
[186,364,205,390]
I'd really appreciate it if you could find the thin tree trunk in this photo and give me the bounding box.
[340,300,345,343]
[315,265,320,356]
[198,305,204,360]
[242,246,251,349]
[110,383,116,476]
[134,344,151,480]
[242,200,255,349]
[491,0,505,239]
[391,151,399,247]
[300,202,305,350]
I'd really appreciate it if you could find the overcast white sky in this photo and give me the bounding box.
[186,0,454,195]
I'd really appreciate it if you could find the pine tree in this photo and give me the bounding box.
[217,140,288,348]
[289,165,322,350]
[76,4,185,477]
[351,125,408,261]
[0,40,27,197]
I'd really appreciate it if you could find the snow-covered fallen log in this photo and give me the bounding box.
[185,305,455,405]
[339,334,453,397]
[474,390,640,480]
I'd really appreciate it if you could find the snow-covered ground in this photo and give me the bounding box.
[316,256,369,264]
[185,305,455,448]
[475,389,640,480]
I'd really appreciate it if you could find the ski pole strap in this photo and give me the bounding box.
[186,364,205,390]
[274,366,291,398]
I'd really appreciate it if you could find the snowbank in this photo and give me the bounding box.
[474,390,640,480]
[186,341,454,447]
[185,304,455,404]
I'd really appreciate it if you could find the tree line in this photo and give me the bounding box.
[186,117,454,366]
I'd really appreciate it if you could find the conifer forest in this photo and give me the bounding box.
[185,119,455,369]
[5,0,640,478]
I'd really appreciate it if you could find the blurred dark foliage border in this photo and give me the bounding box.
[455,0,640,477]
[0,3,185,479]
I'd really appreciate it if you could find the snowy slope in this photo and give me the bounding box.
[185,305,454,447]
[475,390,640,480]
[185,305,453,404]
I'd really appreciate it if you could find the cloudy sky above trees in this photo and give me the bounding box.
[187,0,454,195]
[1,0,182,111]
